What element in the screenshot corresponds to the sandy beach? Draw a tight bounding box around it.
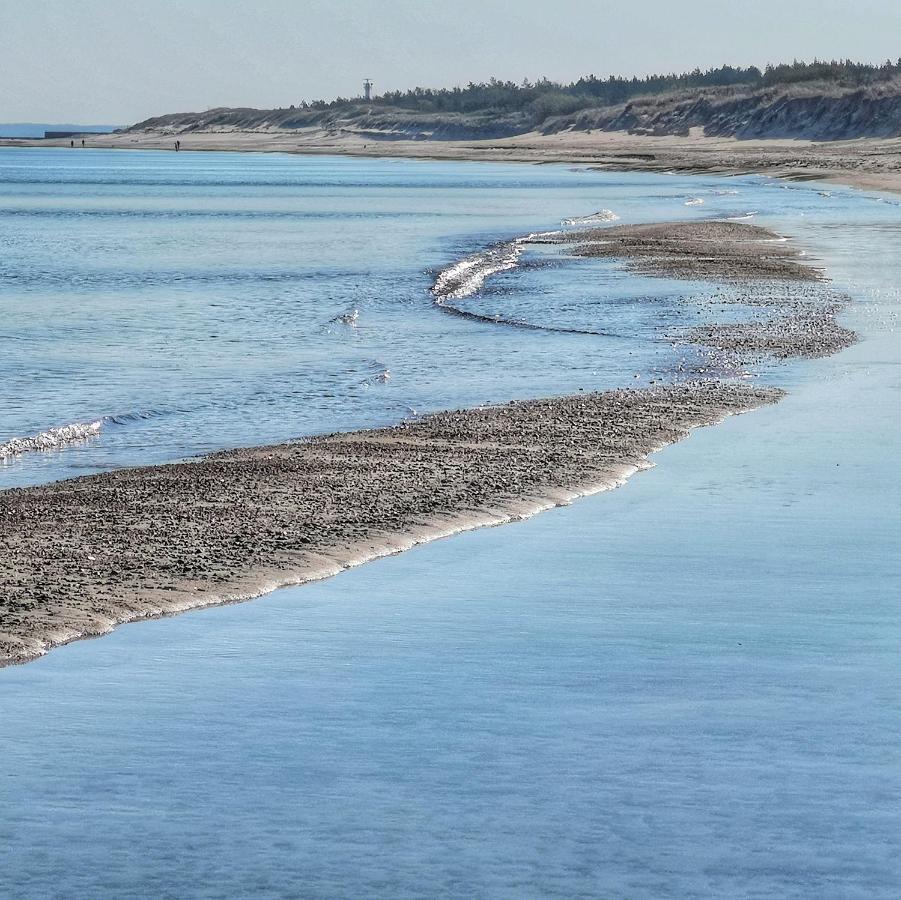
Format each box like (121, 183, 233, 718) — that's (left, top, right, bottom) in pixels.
(434, 220, 855, 360)
(8, 0, 901, 887)
(7, 127, 901, 196)
(0, 381, 781, 667)
(0, 220, 849, 666)
(560, 221, 856, 360)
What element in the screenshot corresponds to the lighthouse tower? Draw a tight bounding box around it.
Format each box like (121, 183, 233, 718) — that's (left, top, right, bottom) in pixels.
(363, 79, 373, 102)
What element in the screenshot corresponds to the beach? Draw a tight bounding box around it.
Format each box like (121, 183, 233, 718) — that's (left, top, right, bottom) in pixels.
(6, 0, 901, 888)
(2, 140, 900, 898)
(0, 381, 781, 667)
(0, 220, 845, 665)
(8, 127, 901, 195)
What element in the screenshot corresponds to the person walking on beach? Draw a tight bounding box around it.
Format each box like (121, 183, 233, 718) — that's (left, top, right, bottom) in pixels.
(81, 138, 85, 147)
(70, 140, 74, 148)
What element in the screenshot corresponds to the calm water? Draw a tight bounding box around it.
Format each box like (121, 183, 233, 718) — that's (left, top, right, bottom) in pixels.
(1, 149, 900, 898)
(0, 147, 853, 488)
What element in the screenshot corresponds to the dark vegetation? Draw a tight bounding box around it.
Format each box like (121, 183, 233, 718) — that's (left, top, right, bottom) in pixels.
(131, 59, 901, 141)
(307, 59, 901, 116)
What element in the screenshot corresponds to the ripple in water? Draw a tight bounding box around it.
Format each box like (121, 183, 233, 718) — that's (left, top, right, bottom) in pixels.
(431, 231, 616, 337)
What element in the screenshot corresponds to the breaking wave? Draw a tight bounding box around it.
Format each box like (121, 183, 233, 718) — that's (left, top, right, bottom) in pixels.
(431, 229, 562, 302)
(0, 407, 183, 460)
(0, 420, 103, 460)
(561, 209, 620, 227)
(432, 240, 524, 301)
(431, 236, 613, 337)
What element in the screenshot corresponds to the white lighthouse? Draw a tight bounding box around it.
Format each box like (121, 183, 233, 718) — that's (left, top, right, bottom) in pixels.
(363, 79, 373, 102)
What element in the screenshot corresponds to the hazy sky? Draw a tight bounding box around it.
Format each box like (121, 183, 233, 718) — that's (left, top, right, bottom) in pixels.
(2, 0, 899, 124)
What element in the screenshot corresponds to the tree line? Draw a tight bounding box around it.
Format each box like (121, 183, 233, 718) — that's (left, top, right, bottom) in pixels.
(290, 59, 901, 119)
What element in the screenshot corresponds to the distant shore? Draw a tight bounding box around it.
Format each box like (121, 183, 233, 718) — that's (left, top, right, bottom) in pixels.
(5, 127, 901, 195)
(0, 221, 852, 667)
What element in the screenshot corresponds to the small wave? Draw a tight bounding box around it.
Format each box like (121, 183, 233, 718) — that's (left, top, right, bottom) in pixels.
(710, 189, 740, 196)
(432, 240, 523, 300)
(330, 308, 359, 326)
(434, 303, 608, 336)
(430, 231, 564, 301)
(361, 361, 391, 386)
(103, 406, 180, 426)
(431, 235, 616, 337)
(561, 209, 620, 227)
(684, 198, 705, 207)
(0, 420, 103, 460)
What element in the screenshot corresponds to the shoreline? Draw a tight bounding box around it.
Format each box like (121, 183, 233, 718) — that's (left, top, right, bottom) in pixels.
(4, 128, 901, 196)
(0, 221, 849, 668)
(0, 383, 781, 668)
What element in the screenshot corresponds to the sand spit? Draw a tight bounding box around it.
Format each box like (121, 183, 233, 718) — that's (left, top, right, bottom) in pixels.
(552, 220, 856, 361)
(434, 220, 856, 362)
(0, 382, 780, 667)
(564, 220, 821, 283)
(690, 303, 856, 360)
(0, 225, 855, 667)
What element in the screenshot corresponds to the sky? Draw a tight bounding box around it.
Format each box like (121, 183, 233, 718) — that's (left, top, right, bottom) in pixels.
(1, 0, 900, 124)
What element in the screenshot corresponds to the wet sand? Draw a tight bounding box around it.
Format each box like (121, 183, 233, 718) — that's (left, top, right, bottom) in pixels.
(0, 382, 781, 667)
(431, 220, 856, 359)
(559, 221, 856, 360)
(565, 220, 821, 282)
(0, 221, 851, 666)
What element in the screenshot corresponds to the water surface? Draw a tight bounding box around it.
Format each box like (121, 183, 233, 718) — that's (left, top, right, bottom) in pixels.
(1, 150, 900, 898)
(2, 148, 870, 487)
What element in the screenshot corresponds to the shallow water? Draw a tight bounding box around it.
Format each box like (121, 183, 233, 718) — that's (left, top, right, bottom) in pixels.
(2, 148, 883, 488)
(1, 150, 900, 898)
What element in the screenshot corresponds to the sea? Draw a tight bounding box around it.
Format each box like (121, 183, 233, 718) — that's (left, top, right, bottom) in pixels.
(1, 147, 899, 898)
